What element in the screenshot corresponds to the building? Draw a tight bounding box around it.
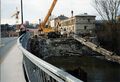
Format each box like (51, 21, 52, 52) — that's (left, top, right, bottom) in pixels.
(50, 15, 68, 29)
(60, 17, 75, 35)
(60, 13, 96, 37)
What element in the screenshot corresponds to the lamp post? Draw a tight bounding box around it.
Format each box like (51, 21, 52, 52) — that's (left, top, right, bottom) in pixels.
(39, 19, 41, 24)
(19, 0, 25, 36)
(0, 25, 1, 46)
(21, 0, 23, 24)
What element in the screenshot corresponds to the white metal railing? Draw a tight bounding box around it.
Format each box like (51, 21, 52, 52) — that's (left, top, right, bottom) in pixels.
(17, 33, 83, 82)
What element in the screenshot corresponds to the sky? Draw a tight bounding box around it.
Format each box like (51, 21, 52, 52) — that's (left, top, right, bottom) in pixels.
(1, 0, 99, 24)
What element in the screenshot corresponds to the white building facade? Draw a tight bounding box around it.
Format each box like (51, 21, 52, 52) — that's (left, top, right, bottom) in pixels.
(60, 13, 96, 37)
(75, 14, 96, 36)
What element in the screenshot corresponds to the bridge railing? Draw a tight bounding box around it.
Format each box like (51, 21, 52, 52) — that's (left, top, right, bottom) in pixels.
(17, 33, 83, 82)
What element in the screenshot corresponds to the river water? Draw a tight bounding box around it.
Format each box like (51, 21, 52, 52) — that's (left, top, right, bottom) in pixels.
(45, 56, 120, 82)
(29, 37, 120, 82)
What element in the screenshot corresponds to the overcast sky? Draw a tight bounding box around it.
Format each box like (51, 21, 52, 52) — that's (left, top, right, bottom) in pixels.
(1, 0, 99, 24)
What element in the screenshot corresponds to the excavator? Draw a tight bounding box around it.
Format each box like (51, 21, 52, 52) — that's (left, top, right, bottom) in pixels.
(38, 0, 60, 38)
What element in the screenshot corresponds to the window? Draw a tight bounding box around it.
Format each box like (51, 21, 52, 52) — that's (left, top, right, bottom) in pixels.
(64, 28, 66, 31)
(88, 19, 90, 22)
(84, 26, 87, 30)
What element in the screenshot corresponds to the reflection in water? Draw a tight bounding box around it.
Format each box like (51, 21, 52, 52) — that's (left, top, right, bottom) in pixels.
(45, 56, 120, 82)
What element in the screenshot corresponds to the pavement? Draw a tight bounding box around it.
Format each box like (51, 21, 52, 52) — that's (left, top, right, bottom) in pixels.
(0, 39, 26, 82)
(0, 44, 4, 47)
(0, 37, 17, 47)
(0, 37, 18, 62)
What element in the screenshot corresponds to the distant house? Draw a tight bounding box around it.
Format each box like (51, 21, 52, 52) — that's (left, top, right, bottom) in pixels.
(50, 15, 68, 28)
(60, 13, 96, 37)
(60, 17, 75, 35)
(1, 24, 18, 37)
(74, 13, 96, 36)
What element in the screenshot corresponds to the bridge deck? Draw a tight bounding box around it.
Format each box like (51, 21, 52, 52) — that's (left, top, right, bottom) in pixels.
(1, 43, 26, 82)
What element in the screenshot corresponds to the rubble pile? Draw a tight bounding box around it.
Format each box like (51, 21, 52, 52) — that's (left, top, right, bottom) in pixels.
(48, 38, 83, 56)
(28, 36, 83, 58)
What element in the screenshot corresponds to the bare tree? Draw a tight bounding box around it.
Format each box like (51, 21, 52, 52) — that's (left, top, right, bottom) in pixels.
(93, 0, 120, 23)
(93, 0, 120, 54)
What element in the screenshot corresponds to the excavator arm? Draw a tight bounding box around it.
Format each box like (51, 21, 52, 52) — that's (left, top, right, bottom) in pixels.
(39, 0, 57, 32)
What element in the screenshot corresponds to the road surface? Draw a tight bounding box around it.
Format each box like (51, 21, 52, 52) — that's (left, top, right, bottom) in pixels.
(0, 37, 18, 61)
(0, 37, 26, 82)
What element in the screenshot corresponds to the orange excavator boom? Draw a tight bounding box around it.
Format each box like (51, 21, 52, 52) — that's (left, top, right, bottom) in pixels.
(39, 0, 57, 32)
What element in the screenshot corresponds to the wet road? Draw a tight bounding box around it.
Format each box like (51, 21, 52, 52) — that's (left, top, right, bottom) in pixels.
(0, 37, 26, 82)
(0, 37, 18, 62)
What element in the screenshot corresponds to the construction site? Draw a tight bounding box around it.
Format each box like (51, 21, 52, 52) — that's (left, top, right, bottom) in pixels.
(1, 0, 120, 82)
(23, 0, 120, 82)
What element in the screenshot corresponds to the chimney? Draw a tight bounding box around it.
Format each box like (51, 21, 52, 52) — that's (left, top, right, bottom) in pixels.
(71, 10, 73, 17)
(84, 13, 88, 15)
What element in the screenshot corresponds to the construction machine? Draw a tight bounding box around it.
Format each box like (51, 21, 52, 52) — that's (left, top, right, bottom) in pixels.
(11, 7, 20, 24)
(38, 0, 60, 38)
(11, 7, 20, 33)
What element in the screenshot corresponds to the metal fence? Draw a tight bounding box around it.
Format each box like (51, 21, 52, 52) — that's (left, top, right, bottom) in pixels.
(17, 33, 83, 82)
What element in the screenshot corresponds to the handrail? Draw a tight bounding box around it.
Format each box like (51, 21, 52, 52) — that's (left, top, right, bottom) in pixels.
(17, 33, 83, 82)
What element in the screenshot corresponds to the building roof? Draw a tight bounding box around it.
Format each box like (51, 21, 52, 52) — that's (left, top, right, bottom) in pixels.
(75, 13, 96, 17)
(55, 15, 68, 20)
